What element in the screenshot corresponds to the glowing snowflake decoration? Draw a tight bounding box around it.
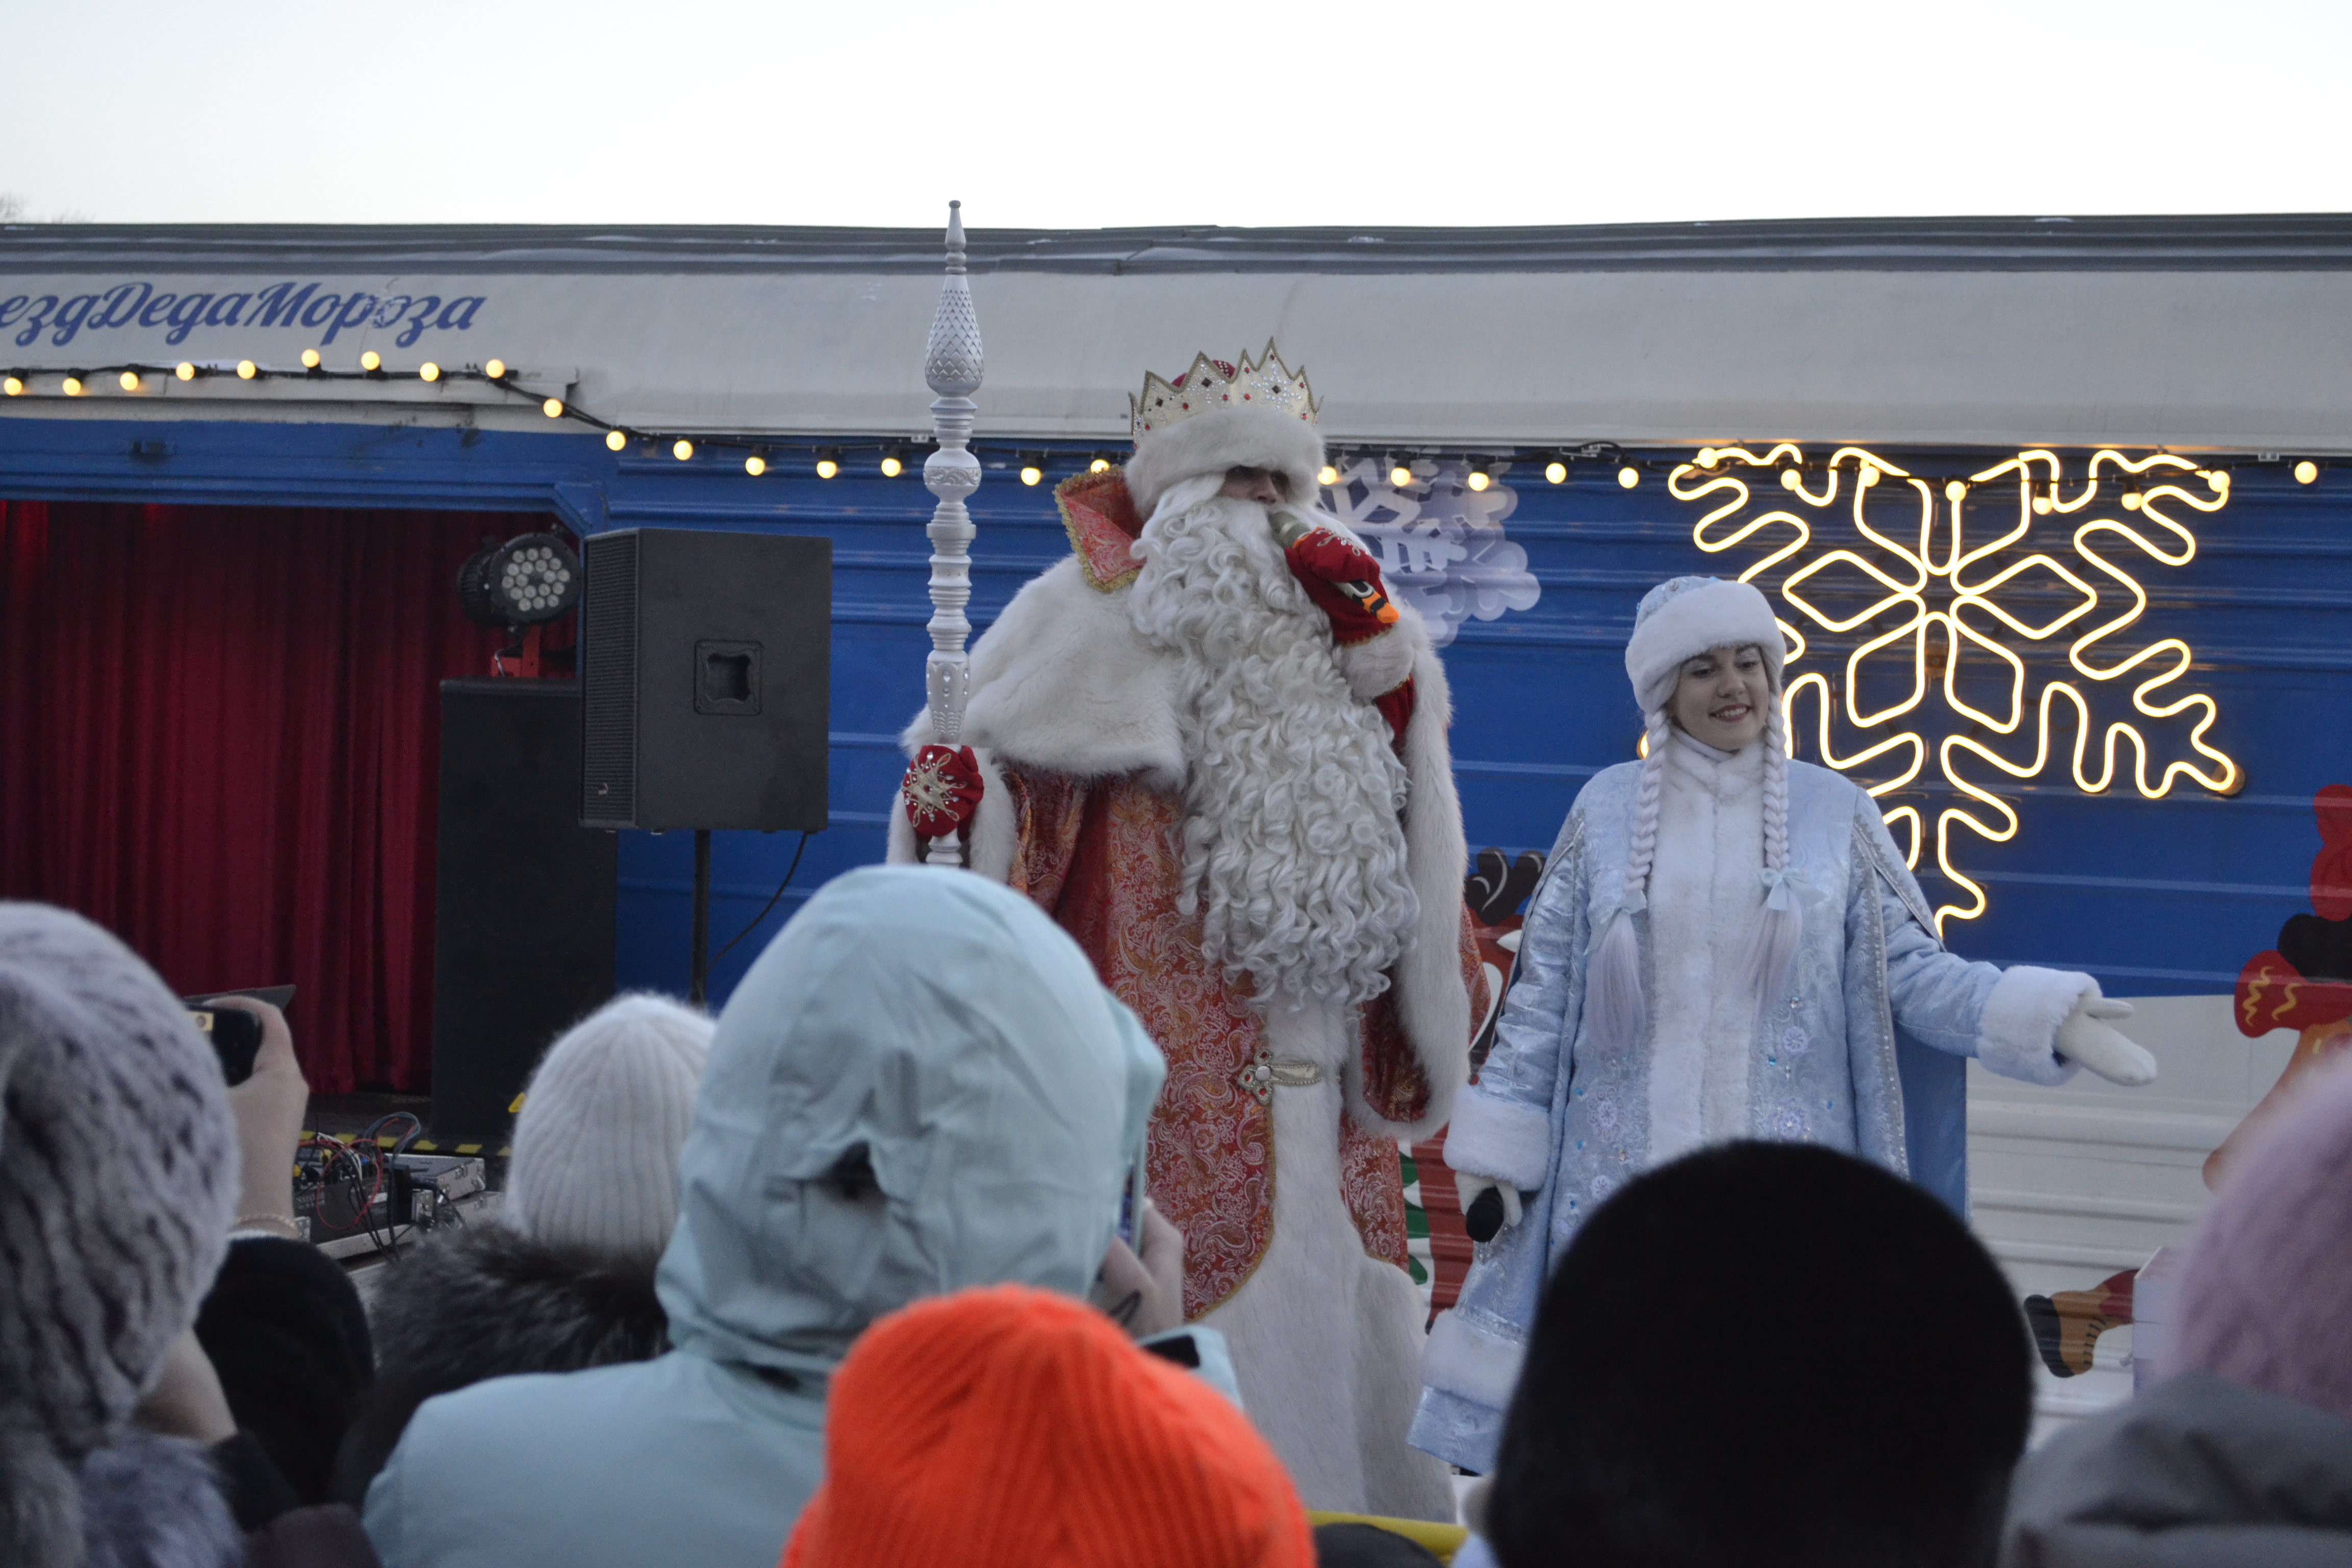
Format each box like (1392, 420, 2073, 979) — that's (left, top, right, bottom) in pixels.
(1322, 456, 1540, 647)
(1670, 444, 2242, 933)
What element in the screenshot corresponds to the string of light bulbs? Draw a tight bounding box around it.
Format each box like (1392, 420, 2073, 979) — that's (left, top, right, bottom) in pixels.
(1, 359, 2337, 496)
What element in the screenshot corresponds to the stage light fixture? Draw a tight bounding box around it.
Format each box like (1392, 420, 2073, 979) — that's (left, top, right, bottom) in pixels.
(457, 531, 582, 628)
(745, 454, 767, 476)
(62, 376, 83, 396)
(118, 371, 140, 391)
(301, 349, 322, 369)
(1618, 465, 1639, 488)
(1466, 457, 1493, 492)
(816, 448, 840, 479)
(2296, 460, 2320, 484)
(880, 450, 904, 477)
(673, 439, 694, 461)
(236, 360, 257, 379)
(1019, 454, 1044, 486)
(2, 376, 19, 397)
(1545, 459, 1568, 484)
(605, 430, 627, 451)
(1091, 455, 1113, 474)
(542, 398, 564, 418)
(360, 350, 382, 372)
(175, 362, 196, 381)
(484, 359, 507, 380)
(1389, 459, 1414, 488)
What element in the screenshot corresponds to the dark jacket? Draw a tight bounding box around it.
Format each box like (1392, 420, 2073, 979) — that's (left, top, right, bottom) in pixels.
(331, 1221, 667, 1506)
(2001, 1370, 2352, 1567)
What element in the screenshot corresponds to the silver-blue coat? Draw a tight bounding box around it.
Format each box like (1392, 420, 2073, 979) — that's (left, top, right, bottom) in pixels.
(1410, 757, 2015, 1473)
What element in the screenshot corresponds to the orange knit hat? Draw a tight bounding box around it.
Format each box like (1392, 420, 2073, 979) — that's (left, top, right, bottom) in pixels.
(783, 1285, 1313, 1568)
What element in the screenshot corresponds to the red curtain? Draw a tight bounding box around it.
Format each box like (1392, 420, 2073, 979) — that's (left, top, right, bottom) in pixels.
(0, 499, 549, 1093)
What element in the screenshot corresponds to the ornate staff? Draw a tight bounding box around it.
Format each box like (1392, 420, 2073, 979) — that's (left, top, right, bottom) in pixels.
(917, 202, 985, 866)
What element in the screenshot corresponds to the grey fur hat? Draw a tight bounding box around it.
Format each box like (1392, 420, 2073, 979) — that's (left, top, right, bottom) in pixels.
(0, 904, 238, 1563)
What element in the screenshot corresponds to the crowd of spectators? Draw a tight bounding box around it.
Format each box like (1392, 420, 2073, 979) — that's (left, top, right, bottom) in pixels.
(5, 865, 2350, 1568)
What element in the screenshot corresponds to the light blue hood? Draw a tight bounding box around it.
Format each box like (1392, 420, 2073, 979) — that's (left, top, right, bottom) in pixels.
(656, 865, 1166, 1381)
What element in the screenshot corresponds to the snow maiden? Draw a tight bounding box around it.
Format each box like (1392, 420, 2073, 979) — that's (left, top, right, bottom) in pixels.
(1412, 575, 2158, 1473)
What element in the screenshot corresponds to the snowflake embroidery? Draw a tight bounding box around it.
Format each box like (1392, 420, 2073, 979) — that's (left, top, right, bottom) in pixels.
(900, 756, 961, 817)
(1672, 445, 2242, 933)
(1780, 1025, 1810, 1059)
(1767, 1098, 1810, 1140)
(1588, 1090, 1623, 1133)
(1588, 1173, 1619, 1203)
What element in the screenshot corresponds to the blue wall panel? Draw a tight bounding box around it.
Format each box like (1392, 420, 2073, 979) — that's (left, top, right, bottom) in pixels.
(5, 418, 2344, 1018)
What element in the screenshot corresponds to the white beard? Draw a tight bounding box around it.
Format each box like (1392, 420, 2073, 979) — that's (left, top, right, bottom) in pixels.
(1128, 483, 1419, 1009)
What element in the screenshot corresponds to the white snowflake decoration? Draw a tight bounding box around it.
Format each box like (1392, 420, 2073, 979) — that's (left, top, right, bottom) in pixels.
(1321, 456, 1541, 647)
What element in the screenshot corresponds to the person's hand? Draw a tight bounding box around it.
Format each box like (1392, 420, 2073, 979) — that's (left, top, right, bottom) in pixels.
(133, 1328, 237, 1444)
(2055, 996, 2158, 1087)
(1455, 1174, 1522, 1241)
(204, 996, 308, 1228)
(1283, 527, 1401, 646)
(1092, 1200, 1185, 1339)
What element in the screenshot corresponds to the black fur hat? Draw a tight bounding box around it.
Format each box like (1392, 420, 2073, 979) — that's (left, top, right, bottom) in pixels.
(1486, 1141, 2031, 1568)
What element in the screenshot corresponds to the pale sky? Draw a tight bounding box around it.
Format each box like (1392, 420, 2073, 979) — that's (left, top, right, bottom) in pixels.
(4, 0, 2347, 231)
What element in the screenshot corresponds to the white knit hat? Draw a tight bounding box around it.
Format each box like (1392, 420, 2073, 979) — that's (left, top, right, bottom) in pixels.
(504, 993, 713, 1262)
(1624, 575, 1785, 717)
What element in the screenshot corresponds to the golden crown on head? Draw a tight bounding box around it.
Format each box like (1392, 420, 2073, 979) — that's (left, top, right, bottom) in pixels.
(1129, 341, 1318, 439)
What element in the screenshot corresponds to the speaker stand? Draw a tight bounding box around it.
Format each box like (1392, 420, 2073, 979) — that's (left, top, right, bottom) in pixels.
(690, 828, 712, 1006)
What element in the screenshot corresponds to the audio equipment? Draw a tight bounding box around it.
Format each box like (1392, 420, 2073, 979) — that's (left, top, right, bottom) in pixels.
(579, 527, 830, 832)
(431, 678, 617, 1138)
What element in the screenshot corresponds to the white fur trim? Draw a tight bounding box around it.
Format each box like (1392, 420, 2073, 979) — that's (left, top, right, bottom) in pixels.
(1625, 577, 1783, 715)
(1442, 1086, 1553, 1190)
(897, 557, 1187, 788)
(1343, 620, 1473, 1142)
(1335, 620, 1418, 699)
(1976, 965, 2094, 1086)
(1645, 734, 1767, 1160)
(1125, 405, 1325, 520)
(1420, 1309, 1526, 1413)
(884, 788, 919, 864)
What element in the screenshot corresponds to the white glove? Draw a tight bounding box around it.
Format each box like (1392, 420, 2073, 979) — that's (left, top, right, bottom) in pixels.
(2054, 996, 2158, 1087)
(1455, 1173, 1523, 1235)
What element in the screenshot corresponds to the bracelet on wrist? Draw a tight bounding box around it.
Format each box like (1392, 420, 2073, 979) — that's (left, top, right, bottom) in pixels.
(229, 1213, 304, 1242)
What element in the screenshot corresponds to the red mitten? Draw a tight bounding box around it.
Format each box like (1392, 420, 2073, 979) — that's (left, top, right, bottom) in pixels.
(1283, 528, 1402, 646)
(900, 744, 983, 840)
(1374, 677, 1416, 750)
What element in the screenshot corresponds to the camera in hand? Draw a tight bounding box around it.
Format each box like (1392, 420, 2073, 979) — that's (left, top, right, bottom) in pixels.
(182, 986, 294, 1086)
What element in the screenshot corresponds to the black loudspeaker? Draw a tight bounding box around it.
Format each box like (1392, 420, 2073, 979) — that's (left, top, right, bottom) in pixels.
(431, 679, 617, 1140)
(580, 528, 830, 831)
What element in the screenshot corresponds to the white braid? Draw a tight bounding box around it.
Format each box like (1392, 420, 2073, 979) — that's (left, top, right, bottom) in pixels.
(1625, 710, 1673, 899)
(1740, 688, 1805, 1031)
(1763, 700, 1791, 874)
(1587, 709, 1673, 1057)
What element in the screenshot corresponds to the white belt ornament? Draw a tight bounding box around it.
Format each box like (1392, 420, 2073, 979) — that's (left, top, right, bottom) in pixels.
(1238, 1051, 1326, 1103)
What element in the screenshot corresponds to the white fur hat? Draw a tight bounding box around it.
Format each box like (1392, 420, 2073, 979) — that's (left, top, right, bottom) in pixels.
(1123, 346, 1326, 520)
(1624, 576, 1785, 715)
(504, 993, 713, 1262)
